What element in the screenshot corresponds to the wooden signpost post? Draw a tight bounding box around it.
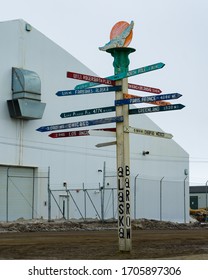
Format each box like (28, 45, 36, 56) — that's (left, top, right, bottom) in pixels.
(106, 47, 135, 252)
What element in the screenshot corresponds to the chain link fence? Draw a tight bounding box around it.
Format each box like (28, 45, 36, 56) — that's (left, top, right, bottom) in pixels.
(0, 165, 189, 223)
(48, 175, 189, 223)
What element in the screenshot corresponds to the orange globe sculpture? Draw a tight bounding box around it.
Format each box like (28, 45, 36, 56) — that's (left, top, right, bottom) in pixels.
(110, 21, 133, 47)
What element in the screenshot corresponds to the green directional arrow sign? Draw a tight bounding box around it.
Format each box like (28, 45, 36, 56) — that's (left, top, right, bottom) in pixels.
(74, 62, 165, 90)
(129, 104, 185, 115)
(115, 62, 165, 80)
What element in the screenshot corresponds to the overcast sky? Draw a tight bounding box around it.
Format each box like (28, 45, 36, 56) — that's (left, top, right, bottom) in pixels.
(1, 0, 208, 184)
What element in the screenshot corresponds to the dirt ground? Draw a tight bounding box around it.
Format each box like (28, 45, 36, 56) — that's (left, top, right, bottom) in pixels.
(0, 219, 208, 260)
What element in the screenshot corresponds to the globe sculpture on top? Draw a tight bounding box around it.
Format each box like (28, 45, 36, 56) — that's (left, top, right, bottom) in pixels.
(99, 20, 134, 51)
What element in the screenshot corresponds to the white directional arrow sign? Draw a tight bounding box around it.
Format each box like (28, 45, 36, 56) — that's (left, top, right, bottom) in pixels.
(124, 126, 173, 139)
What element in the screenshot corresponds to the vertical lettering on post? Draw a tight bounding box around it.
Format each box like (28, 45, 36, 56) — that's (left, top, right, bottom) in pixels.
(124, 165, 131, 240)
(117, 165, 131, 243)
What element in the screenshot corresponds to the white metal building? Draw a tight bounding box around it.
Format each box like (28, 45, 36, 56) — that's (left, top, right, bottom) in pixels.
(0, 19, 189, 222)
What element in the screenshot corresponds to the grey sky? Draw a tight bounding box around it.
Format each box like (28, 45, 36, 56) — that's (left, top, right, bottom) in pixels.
(1, 0, 208, 184)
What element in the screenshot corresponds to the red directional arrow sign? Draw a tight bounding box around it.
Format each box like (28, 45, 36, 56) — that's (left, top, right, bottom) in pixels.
(128, 83, 162, 94)
(67, 71, 116, 86)
(49, 130, 89, 138)
(49, 128, 116, 138)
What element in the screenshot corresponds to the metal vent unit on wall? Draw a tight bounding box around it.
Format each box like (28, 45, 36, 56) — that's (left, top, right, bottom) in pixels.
(7, 67, 46, 119)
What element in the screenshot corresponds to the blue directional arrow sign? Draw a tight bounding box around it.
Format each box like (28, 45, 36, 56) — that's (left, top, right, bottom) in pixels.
(36, 116, 123, 132)
(115, 93, 182, 106)
(60, 106, 115, 118)
(56, 86, 121, 96)
(74, 62, 165, 90)
(129, 104, 185, 115)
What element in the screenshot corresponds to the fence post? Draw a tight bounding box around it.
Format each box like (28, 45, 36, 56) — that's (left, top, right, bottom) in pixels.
(83, 183, 86, 220)
(112, 188, 115, 219)
(66, 189, 69, 220)
(47, 166, 51, 221)
(6, 167, 10, 222)
(101, 161, 106, 222)
(184, 176, 188, 223)
(160, 177, 164, 221)
(32, 168, 35, 219)
(100, 182, 104, 222)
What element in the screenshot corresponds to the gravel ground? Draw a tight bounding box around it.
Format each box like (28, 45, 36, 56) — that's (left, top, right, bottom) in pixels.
(0, 218, 208, 260)
(0, 218, 206, 233)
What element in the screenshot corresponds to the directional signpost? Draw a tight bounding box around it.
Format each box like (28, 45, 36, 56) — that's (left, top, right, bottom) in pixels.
(36, 20, 185, 255)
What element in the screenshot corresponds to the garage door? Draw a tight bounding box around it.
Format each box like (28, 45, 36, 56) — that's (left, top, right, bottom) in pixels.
(0, 166, 35, 221)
